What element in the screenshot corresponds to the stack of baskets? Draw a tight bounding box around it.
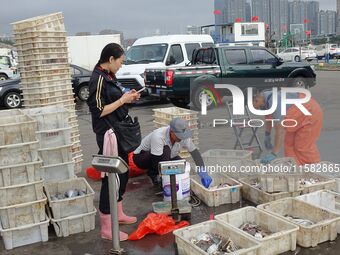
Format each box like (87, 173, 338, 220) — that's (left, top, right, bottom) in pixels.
(152, 107, 199, 158)
(11, 12, 83, 173)
(0, 110, 48, 250)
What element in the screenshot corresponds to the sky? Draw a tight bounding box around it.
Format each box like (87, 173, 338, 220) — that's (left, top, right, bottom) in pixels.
(0, 0, 337, 38)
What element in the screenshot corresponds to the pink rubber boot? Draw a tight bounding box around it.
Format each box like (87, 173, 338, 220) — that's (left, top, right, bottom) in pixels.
(117, 201, 137, 225)
(99, 211, 128, 241)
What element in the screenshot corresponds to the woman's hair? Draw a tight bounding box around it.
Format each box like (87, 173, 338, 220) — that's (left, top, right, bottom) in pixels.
(97, 43, 124, 65)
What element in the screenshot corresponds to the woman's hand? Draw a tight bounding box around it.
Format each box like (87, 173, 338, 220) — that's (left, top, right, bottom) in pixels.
(120, 89, 141, 104)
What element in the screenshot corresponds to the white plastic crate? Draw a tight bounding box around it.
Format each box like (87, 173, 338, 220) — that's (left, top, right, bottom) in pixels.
(23, 99, 74, 109)
(16, 36, 67, 45)
(42, 161, 75, 182)
(0, 112, 37, 146)
(21, 74, 71, 84)
(36, 127, 71, 148)
(289, 172, 335, 194)
(12, 12, 64, 31)
(0, 160, 43, 187)
(154, 120, 199, 130)
(258, 198, 340, 247)
(70, 134, 81, 144)
(50, 209, 96, 237)
(20, 67, 71, 78)
(216, 207, 299, 255)
(17, 47, 68, 57)
(21, 82, 72, 93)
(14, 30, 67, 39)
(0, 141, 39, 166)
(202, 149, 253, 168)
(0, 217, 49, 250)
(22, 105, 70, 130)
(190, 174, 242, 207)
(22, 88, 74, 100)
(73, 155, 83, 174)
(239, 175, 302, 205)
(20, 63, 70, 72)
(153, 107, 198, 120)
(173, 220, 260, 255)
(16, 41, 68, 51)
(23, 93, 75, 105)
(296, 190, 340, 233)
(19, 57, 68, 67)
(309, 162, 340, 193)
(45, 177, 95, 219)
(0, 180, 44, 207)
(0, 195, 47, 229)
(38, 144, 73, 165)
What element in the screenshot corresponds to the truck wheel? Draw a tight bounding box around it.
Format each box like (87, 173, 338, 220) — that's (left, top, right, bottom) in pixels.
(192, 85, 216, 110)
(293, 77, 307, 88)
(170, 99, 190, 109)
(294, 56, 301, 62)
(4, 91, 22, 109)
(77, 84, 89, 101)
(0, 74, 8, 81)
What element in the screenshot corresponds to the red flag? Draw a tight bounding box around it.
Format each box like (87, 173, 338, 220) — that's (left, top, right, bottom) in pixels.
(235, 17, 243, 23)
(304, 19, 310, 24)
(213, 10, 221, 15)
(251, 16, 259, 22)
(305, 30, 312, 36)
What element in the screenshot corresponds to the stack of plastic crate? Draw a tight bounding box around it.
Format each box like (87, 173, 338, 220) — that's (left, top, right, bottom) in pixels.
(22, 105, 75, 182)
(23, 105, 96, 238)
(0, 109, 49, 250)
(12, 12, 83, 174)
(153, 107, 199, 158)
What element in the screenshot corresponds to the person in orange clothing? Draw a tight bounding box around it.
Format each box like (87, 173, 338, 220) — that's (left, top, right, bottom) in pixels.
(253, 90, 323, 166)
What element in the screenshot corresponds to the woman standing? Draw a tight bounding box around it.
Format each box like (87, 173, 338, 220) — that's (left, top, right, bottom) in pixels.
(87, 43, 140, 241)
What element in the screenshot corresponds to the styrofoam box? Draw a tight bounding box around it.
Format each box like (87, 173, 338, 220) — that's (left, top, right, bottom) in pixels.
(202, 149, 253, 169)
(258, 198, 340, 248)
(36, 127, 72, 148)
(173, 220, 260, 255)
(216, 207, 299, 255)
(45, 177, 95, 219)
(0, 195, 47, 229)
(38, 144, 73, 165)
(0, 217, 49, 250)
(0, 141, 39, 166)
(239, 175, 302, 205)
(0, 180, 44, 207)
(296, 190, 340, 233)
(0, 160, 43, 187)
(21, 105, 70, 130)
(42, 161, 75, 182)
(51, 209, 96, 237)
(190, 173, 242, 207)
(0, 111, 37, 146)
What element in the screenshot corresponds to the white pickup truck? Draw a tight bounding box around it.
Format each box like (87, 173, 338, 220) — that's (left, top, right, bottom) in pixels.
(0, 64, 16, 80)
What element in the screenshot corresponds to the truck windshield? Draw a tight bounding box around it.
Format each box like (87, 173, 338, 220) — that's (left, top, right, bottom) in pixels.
(125, 44, 168, 64)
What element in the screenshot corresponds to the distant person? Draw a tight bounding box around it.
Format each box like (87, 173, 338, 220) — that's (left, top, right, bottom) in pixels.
(87, 43, 140, 241)
(253, 90, 323, 165)
(130, 118, 212, 188)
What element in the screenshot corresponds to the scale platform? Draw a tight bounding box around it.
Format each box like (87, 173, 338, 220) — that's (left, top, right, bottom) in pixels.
(152, 200, 191, 215)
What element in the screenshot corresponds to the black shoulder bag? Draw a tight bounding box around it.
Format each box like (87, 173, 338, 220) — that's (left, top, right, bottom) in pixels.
(104, 115, 142, 154)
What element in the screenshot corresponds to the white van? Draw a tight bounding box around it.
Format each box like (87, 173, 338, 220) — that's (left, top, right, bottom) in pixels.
(116, 34, 214, 93)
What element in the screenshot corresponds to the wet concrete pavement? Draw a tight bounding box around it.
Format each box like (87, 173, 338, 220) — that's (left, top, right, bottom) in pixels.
(1, 71, 340, 255)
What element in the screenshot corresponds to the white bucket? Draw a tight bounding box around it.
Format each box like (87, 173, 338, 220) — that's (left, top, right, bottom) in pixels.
(162, 162, 190, 201)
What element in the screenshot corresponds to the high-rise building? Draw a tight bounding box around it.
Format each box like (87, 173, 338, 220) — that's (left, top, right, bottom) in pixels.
(289, 0, 307, 25)
(319, 10, 337, 35)
(337, 0, 340, 35)
(214, 0, 247, 24)
(252, 0, 270, 25)
(245, 2, 252, 22)
(306, 1, 319, 36)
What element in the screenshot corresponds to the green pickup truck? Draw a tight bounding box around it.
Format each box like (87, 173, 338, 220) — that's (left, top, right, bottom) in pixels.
(144, 46, 316, 109)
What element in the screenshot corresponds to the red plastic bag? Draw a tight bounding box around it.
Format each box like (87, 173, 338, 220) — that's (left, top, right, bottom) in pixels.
(128, 152, 146, 178)
(128, 213, 189, 240)
(86, 167, 101, 181)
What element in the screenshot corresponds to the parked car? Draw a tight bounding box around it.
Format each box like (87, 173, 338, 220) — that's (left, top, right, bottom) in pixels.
(0, 65, 91, 109)
(0, 78, 22, 108)
(0, 63, 16, 81)
(277, 47, 317, 62)
(145, 46, 316, 109)
(314, 44, 339, 59)
(70, 64, 91, 101)
(116, 34, 214, 96)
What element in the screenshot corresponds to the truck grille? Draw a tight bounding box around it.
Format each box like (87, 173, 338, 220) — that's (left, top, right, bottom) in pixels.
(117, 78, 142, 90)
